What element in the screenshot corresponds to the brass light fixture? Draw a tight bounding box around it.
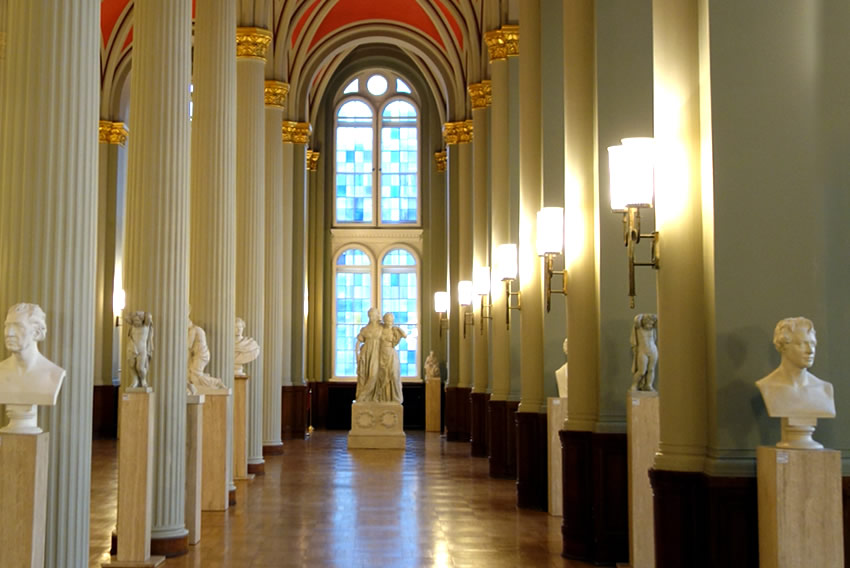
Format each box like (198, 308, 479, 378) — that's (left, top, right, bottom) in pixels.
(434, 291, 449, 337)
(495, 244, 521, 329)
(473, 265, 492, 334)
(458, 280, 475, 338)
(536, 207, 568, 312)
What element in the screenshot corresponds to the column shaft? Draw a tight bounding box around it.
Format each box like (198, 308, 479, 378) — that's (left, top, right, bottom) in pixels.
(291, 140, 308, 384)
(457, 136, 473, 389)
(445, 141, 461, 388)
(471, 103, 490, 394)
(281, 136, 294, 387)
(0, 2, 98, 565)
(124, 0, 192, 544)
(190, 0, 237, 494)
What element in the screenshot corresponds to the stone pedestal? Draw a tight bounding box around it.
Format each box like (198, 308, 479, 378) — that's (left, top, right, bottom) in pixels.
(109, 390, 165, 567)
(626, 390, 659, 568)
(0, 431, 49, 568)
(547, 397, 568, 516)
(757, 446, 843, 568)
(348, 402, 406, 449)
(201, 389, 231, 511)
(185, 394, 204, 546)
(425, 378, 441, 432)
(233, 375, 252, 480)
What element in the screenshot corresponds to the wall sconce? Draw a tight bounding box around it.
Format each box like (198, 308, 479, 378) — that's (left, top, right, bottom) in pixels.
(458, 280, 474, 338)
(608, 137, 659, 308)
(113, 288, 126, 327)
(473, 265, 492, 334)
(495, 244, 521, 330)
(434, 291, 450, 337)
(536, 207, 568, 312)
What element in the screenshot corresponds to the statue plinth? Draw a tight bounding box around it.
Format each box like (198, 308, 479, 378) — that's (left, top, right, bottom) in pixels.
(347, 401, 406, 449)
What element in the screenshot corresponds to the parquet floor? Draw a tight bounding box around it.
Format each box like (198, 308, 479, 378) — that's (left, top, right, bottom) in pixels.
(90, 431, 595, 567)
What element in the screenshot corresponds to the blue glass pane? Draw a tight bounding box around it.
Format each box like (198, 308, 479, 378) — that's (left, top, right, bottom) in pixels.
(380, 126, 417, 224)
(396, 78, 411, 93)
(337, 248, 371, 266)
(336, 125, 374, 223)
(382, 249, 416, 266)
(382, 100, 417, 120)
(338, 100, 373, 120)
(335, 271, 372, 377)
(381, 269, 418, 377)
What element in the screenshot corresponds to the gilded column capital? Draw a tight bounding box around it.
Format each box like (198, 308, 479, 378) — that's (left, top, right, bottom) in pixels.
(306, 150, 320, 172)
(460, 120, 473, 143)
(281, 120, 297, 142)
(99, 120, 128, 146)
(434, 150, 447, 173)
(502, 25, 519, 57)
(443, 121, 466, 145)
(236, 27, 272, 61)
(468, 81, 492, 109)
(264, 81, 289, 109)
(292, 122, 311, 144)
(484, 29, 507, 61)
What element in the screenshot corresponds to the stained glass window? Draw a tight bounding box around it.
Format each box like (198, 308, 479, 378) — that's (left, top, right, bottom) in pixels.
(336, 101, 373, 223)
(381, 249, 418, 377)
(380, 101, 418, 224)
(334, 249, 372, 377)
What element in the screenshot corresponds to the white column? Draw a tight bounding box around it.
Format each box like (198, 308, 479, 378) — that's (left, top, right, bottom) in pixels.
(236, 27, 270, 471)
(123, 0, 192, 546)
(280, 122, 296, 387)
(262, 81, 288, 451)
(289, 123, 310, 385)
(457, 123, 473, 390)
(0, 2, 98, 565)
(190, 0, 236, 495)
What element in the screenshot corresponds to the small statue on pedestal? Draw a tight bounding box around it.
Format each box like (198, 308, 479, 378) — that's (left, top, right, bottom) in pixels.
(631, 314, 658, 392)
(755, 317, 835, 449)
(125, 311, 153, 389)
(424, 351, 440, 381)
(233, 316, 260, 376)
(354, 308, 405, 403)
(0, 303, 66, 433)
(187, 317, 226, 391)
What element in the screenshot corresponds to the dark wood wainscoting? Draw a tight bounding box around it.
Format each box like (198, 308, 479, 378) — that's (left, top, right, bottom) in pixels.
(281, 384, 308, 439)
(560, 430, 627, 564)
(444, 386, 471, 442)
(92, 384, 118, 439)
(515, 411, 547, 510)
(310, 381, 426, 430)
(488, 399, 519, 479)
(470, 392, 490, 457)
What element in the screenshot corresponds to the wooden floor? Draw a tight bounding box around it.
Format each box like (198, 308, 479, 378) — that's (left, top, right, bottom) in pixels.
(90, 431, 595, 567)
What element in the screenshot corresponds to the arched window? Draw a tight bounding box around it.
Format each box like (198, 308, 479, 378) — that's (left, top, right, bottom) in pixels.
(334, 71, 419, 226)
(334, 248, 372, 377)
(380, 249, 418, 377)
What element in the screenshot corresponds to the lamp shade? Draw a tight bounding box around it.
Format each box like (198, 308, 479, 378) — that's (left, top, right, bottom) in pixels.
(458, 280, 474, 306)
(434, 291, 450, 313)
(495, 244, 518, 281)
(536, 207, 564, 256)
(473, 265, 491, 296)
(608, 137, 655, 210)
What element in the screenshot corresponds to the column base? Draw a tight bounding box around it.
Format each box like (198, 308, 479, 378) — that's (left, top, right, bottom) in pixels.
(104, 555, 165, 567)
(282, 385, 308, 439)
(560, 429, 627, 564)
(247, 462, 265, 475)
(516, 411, 548, 510)
(262, 443, 284, 456)
(470, 392, 490, 457)
(111, 534, 188, 560)
(488, 399, 519, 479)
(229, 488, 237, 506)
(445, 386, 471, 441)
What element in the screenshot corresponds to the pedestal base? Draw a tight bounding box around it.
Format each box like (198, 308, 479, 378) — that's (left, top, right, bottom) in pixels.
(757, 446, 843, 568)
(348, 401, 406, 449)
(548, 397, 568, 516)
(185, 394, 204, 545)
(626, 390, 659, 568)
(233, 375, 249, 479)
(105, 556, 165, 567)
(425, 378, 441, 432)
(201, 389, 231, 511)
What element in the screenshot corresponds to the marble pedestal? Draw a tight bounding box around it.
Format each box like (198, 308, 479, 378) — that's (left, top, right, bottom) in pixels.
(185, 394, 205, 546)
(233, 375, 252, 480)
(348, 401, 406, 449)
(757, 446, 843, 568)
(626, 390, 659, 568)
(200, 389, 231, 511)
(425, 378, 441, 432)
(547, 397, 568, 516)
(0, 431, 49, 568)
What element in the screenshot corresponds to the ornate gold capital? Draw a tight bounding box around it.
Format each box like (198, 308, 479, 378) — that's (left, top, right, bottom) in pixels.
(468, 81, 492, 109)
(434, 150, 447, 173)
(236, 27, 272, 61)
(461, 120, 473, 143)
(445, 121, 473, 145)
(264, 81, 289, 109)
(484, 29, 507, 61)
(503, 25, 519, 57)
(281, 121, 297, 142)
(292, 122, 311, 144)
(306, 149, 320, 172)
(99, 120, 128, 146)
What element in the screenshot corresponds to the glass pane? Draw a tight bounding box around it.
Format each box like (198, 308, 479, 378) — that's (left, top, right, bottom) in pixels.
(336, 125, 374, 223)
(337, 100, 373, 125)
(380, 125, 418, 223)
(396, 78, 411, 93)
(337, 248, 371, 266)
(382, 249, 416, 266)
(366, 74, 388, 96)
(343, 79, 358, 94)
(382, 100, 417, 122)
(335, 271, 372, 377)
(381, 269, 418, 377)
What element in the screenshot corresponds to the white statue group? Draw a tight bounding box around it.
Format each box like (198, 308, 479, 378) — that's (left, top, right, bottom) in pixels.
(355, 308, 407, 404)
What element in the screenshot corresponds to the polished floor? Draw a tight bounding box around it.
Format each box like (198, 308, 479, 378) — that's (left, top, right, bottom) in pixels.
(90, 431, 595, 567)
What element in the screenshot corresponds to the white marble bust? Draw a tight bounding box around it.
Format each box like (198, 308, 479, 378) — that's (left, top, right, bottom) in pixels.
(233, 316, 260, 375)
(0, 303, 65, 406)
(755, 317, 835, 419)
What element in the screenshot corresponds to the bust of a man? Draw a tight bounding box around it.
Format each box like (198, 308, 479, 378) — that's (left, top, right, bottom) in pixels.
(233, 316, 260, 375)
(0, 303, 65, 406)
(755, 317, 835, 419)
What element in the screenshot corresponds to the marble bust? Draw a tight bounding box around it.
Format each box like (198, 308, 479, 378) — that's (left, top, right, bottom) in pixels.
(125, 311, 154, 389)
(755, 317, 835, 449)
(631, 314, 658, 392)
(0, 303, 66, 433)
(188, 317, 226, 391)
(233, 316, 260, 376)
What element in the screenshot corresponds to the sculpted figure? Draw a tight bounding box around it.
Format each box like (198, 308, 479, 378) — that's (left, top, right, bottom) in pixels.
(187, 318, 226, 391)
(555, 338, 568, 398)
(233, 316, 260, 376)
(378, 312, 407, 404)
(424, 350, 440, 381)
(756, 317, 835, 418)
(125, 311, 154, 389)
(631, 314, 658, 391)
(0, 303, 66, 433)
(355, 308, 382, 401)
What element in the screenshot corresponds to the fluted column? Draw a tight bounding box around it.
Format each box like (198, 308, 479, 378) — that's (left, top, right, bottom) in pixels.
(443, 126, 461, 391)
(262, 81, 288, 452)
(123, 0, 192, 550)
(290, 122, 310, 385)
(280, 121, 296, 387)
(0, 3, 98, 565)
(190, 0, 236, 497)
(456, 121, 473, 391)
(236, 26, 270, 472)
